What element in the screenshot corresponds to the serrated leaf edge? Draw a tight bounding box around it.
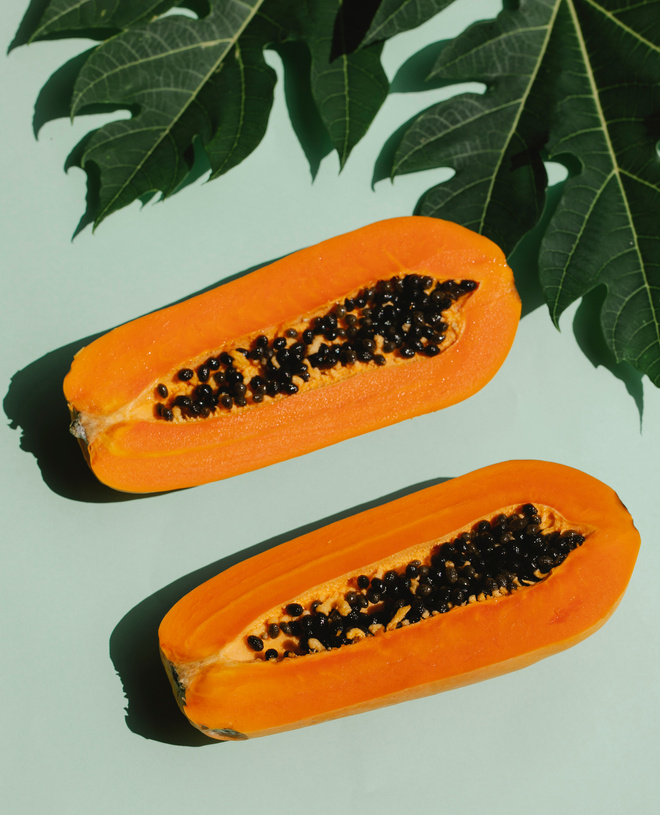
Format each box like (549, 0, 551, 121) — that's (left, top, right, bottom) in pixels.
(27, 0, 164, 44)
(550, 0, 660, 368)
(395, 2, 559, 238)
(209, 39, 247, 180)
(367, 0, 424, 44)
(71, 3, 265, 226)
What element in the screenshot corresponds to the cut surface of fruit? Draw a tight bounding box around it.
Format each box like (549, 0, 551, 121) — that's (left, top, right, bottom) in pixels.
(64, 217, 520, 492)
(158, 460, 640, 741)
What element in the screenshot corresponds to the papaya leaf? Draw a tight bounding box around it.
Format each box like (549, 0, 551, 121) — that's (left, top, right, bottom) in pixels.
(363, 0, 456, 45)
(386, 0, 660, 385)
(306, 7, 388, 168)
(10, 0, 174, 47)
(255, 2, 389, 168)
(11, 0, 388, 228)
(66, 1, 267, 225)
(202, 32, 276, 180)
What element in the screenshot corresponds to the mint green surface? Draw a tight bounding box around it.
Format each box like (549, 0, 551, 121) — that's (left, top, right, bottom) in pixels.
(2, 2, 658, 814)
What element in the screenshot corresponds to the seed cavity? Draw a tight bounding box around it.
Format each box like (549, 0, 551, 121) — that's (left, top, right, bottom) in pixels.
(242, 506, 585, 662)
(154, 274, 477, 420)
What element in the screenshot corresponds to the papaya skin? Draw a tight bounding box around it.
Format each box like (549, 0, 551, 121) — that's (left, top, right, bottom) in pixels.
(158, 460, 640, 740)
(63, 217, 520, 493)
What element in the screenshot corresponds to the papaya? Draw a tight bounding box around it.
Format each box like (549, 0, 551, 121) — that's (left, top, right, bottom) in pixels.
(63, 217, 520, 493)
(158, 460, 640, 741)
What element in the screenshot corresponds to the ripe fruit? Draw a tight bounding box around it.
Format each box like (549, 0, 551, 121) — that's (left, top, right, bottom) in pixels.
(159, 460, 639, 740)
(65, 217, 520, 492)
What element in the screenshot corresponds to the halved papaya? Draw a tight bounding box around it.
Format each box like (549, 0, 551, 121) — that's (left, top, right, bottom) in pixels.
(158, 460, 640, 741)
(64, 217, 520, 493)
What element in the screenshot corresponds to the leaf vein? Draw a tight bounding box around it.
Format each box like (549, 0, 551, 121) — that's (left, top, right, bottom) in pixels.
(87, 2, 265, 222)
(582, 0, 660, 54)
(566, 0, 660, 353)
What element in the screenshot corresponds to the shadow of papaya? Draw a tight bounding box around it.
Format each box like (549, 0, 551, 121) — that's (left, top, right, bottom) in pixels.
(3, 333, 125, 504)
(2, 257, 286, 503)
(109, 475, 451, 746)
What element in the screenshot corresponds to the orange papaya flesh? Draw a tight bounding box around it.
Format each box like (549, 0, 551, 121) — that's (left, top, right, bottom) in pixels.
(158, 460, 640, 741)
(63, 217, 520, 493)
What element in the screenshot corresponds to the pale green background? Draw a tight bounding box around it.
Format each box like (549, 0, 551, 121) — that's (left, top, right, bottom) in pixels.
(2, 2, 658, 814)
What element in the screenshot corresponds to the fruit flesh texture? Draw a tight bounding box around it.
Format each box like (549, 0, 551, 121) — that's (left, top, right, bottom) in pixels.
(149, 275, 475, 422)
(228, 503, 584, 663)
(159, 461, 640, 739)
(64, 217, 520, 492)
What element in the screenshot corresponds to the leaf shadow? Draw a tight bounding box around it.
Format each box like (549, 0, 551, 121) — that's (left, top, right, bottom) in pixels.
(571, 287, 644, 424)
(273, 41, 334, 180)
(68, 141, 101, 238)
(171, 135, 212, 194)
(370, 41, 461, 187)
(32, 48, 97, 137)
(506, 181, 566, 320)
(372, 31, 647, 412)
(508, 178, 644, 422)
(372, 115, 420, 187)
(389, 40, 455, 94)
(29, 38, 335, 228)
(16, 2, 364, 226)
(30, 48, 142, 237)
(8, 0, 51, 50)
(69, 136, 207, 237)
(109, 474, 452, 745)
(2, 256, 287, 503)
(329, 0, 382, 59)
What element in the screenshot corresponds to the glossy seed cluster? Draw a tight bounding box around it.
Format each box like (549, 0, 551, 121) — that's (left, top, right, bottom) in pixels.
(247, 505, 585, 660)
(154, 274, 477, 420)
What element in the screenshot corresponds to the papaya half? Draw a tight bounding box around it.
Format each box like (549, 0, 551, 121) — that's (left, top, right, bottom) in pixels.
(158, 460, 640, 741)
(64, 217, 520, 493)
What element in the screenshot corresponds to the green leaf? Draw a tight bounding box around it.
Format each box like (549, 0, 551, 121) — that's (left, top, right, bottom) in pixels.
(254, 1, 389, 168)
(387, 0, 660, 385)
(306, 4, 388, 168)
(364, 0, 456, 45)
(13, 0, 172, 45)
(203, 34, 276, 180)
(13, 0, 388, 228)
(69, 1, 265, 225)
